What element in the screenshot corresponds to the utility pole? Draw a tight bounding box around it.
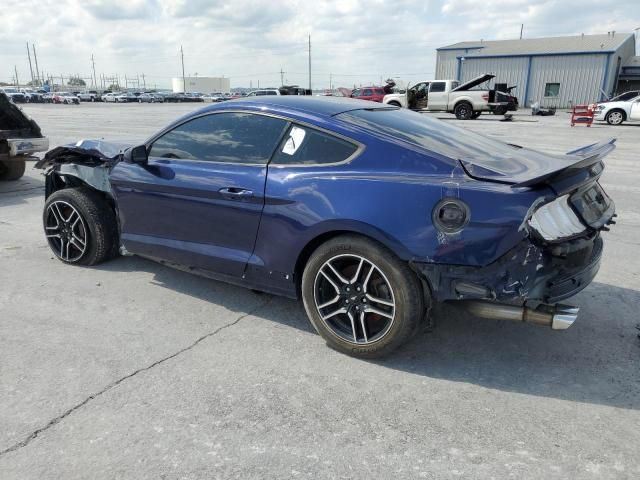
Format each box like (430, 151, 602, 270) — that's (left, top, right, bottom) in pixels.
(520, 24, 524, 39)
(180, 45, 186, 93)
(329, 73, 332, 91)
(32, 44, 41, 85)
(91, 54, 97, 89)
(14, 66, 19, 87)
(26, 42, 34, 83)
(308, 34, 312, 92)
(141, 73, 146, 90)
(280, 67, 284, 86)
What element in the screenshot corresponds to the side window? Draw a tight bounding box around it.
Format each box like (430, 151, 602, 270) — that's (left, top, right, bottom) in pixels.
(352, 89, 361, 97)
(266, 91, 278, 95)
(149, 113, 288, 164)
(362, 88, 373, 96)
(544, 83, 560, 97)
(375, 88, 384, 95)
(429, 82, 446, 93)
(272, 125, 358, 165)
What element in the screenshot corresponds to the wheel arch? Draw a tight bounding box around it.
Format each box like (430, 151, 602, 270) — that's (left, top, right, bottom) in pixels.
(607, 108, 627, 121)
(292, 221, 413, 296)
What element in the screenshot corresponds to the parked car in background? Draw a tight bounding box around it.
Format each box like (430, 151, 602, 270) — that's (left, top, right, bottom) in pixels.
(77, 91, 101, 102)
(102, 92, 118, 102)
(0, 87, 27, 103)
(19, 88, 44, 103)
(382, 74, 515, 119)
(593, 93, 640, 125)
(246, 89, 280, 96)
(115, 92, 136, 103)
(41, 92, 54, 103)
(351, 87, 386, 102)
(134, 93, 155, 103)
(36, 97, 615, 358)
(0, 93, 48, 180)
(52, 92, 80, 104)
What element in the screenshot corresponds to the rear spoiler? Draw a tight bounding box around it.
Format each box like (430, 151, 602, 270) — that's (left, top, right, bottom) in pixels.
(512, 138, 616, 189)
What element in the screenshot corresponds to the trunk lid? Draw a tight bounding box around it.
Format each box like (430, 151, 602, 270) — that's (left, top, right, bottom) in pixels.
(459, 138, 616, 190)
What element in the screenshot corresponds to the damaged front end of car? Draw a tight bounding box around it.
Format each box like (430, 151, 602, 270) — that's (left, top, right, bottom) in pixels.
(413, 138, 617, 330)
(35, 139, 129, 198)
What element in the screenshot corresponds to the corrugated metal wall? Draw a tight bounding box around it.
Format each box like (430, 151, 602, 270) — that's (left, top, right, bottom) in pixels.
(527, 54, 605, 107)
(435, 50, 461, 79)
(459, 57, 529, 100)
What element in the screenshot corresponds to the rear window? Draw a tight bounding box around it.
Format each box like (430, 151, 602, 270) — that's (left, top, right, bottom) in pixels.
(337, 108, 524, 163)
(374, 88, 384, 95)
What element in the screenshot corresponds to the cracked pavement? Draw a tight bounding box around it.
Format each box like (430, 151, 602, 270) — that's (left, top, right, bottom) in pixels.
(1, 104, 639, 479)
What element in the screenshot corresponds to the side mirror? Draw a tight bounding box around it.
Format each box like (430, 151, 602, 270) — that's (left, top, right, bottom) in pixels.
(126, 145, 148, 165)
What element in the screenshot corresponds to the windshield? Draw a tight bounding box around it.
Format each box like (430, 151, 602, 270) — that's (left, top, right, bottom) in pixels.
(336, 108, 547, 167)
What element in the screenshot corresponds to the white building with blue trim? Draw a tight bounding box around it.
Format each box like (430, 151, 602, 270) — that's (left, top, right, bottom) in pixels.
(436, 33, 637, 108)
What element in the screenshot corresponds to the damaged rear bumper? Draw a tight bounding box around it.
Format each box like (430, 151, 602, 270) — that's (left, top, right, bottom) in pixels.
(413, 234, 603, 308)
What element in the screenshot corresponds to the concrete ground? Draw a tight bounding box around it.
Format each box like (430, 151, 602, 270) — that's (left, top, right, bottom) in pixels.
(1, 103, 639, 479)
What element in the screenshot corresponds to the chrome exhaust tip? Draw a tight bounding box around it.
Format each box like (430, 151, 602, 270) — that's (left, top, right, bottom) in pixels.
(551, 304, 579, 330)
(463, 301, 579, 330)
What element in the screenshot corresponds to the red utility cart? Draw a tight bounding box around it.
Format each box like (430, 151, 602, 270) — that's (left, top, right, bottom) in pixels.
(571, 104, 594, 127)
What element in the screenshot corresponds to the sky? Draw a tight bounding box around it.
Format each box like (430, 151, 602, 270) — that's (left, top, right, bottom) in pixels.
(1, 0, 638, 90)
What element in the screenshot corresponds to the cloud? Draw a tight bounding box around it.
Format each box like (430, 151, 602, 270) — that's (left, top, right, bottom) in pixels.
(1, 0, 637, 89)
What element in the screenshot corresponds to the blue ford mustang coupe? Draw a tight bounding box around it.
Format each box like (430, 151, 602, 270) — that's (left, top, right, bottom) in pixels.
(37, 97, 616, 357)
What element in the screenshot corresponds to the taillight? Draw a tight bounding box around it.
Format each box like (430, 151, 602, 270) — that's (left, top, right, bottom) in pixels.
(482, 93, 489, 101)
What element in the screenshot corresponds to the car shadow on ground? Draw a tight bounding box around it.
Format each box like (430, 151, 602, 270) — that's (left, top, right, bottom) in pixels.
(96, 255, 639, 411)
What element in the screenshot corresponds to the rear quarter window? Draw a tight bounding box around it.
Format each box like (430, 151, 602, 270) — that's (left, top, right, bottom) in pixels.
(272, 125, 358, 165)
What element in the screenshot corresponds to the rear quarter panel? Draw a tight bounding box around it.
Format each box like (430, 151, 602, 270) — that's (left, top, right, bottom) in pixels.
(251, 131, 543, 295)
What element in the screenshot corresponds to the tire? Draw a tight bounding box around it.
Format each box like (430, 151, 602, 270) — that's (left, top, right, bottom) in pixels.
(471, 111, 482, 119)
(388, 101, 401, 107)
(492, 107, 507, 115)
(454, 101, 473, 120)
(301, 235, 426, 358)
(606, 109, 625, 126)
(0, 160, 26, 181)
(43, 187, 119, 266)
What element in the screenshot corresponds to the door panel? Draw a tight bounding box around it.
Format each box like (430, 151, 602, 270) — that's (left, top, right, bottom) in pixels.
(110, 112, 289, 278)
(630, 100, 640, 121)
(110, 160, 266, 276)
(427, 82, 448, 110)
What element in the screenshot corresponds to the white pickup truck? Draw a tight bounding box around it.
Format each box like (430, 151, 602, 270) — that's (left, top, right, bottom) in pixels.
(382, 74, 517, 120)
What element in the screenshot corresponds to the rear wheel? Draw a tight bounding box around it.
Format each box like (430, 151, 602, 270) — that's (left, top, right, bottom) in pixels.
(471, 111, 482, 119)
(301, 235, 426, 358)
(454, 101, 473, 120)
(43, 188, 119, 265)
(0, 160, 26, 181)
(492, 106, 507, 115)
(388, 101, 401, 107)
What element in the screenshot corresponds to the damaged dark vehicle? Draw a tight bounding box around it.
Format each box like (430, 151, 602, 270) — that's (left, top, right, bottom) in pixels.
(0, 93, 49, 180)
(36, 97, 616, 358)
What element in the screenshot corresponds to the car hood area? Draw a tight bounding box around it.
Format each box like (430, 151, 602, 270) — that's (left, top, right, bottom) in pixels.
(35, 139, 131, 169)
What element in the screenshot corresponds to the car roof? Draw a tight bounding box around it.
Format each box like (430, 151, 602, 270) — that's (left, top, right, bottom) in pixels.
(200, 95, 392, 118)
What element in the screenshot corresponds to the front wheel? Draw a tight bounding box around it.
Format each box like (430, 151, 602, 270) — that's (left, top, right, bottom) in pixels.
(43, 187, 119, 265)
(301, 235, 426, 358)
(606, 110, 625, 125)
(454, 102, 473, 120)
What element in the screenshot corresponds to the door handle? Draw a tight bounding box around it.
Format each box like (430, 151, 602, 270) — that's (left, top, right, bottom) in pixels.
(219, 187, 254, 199)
